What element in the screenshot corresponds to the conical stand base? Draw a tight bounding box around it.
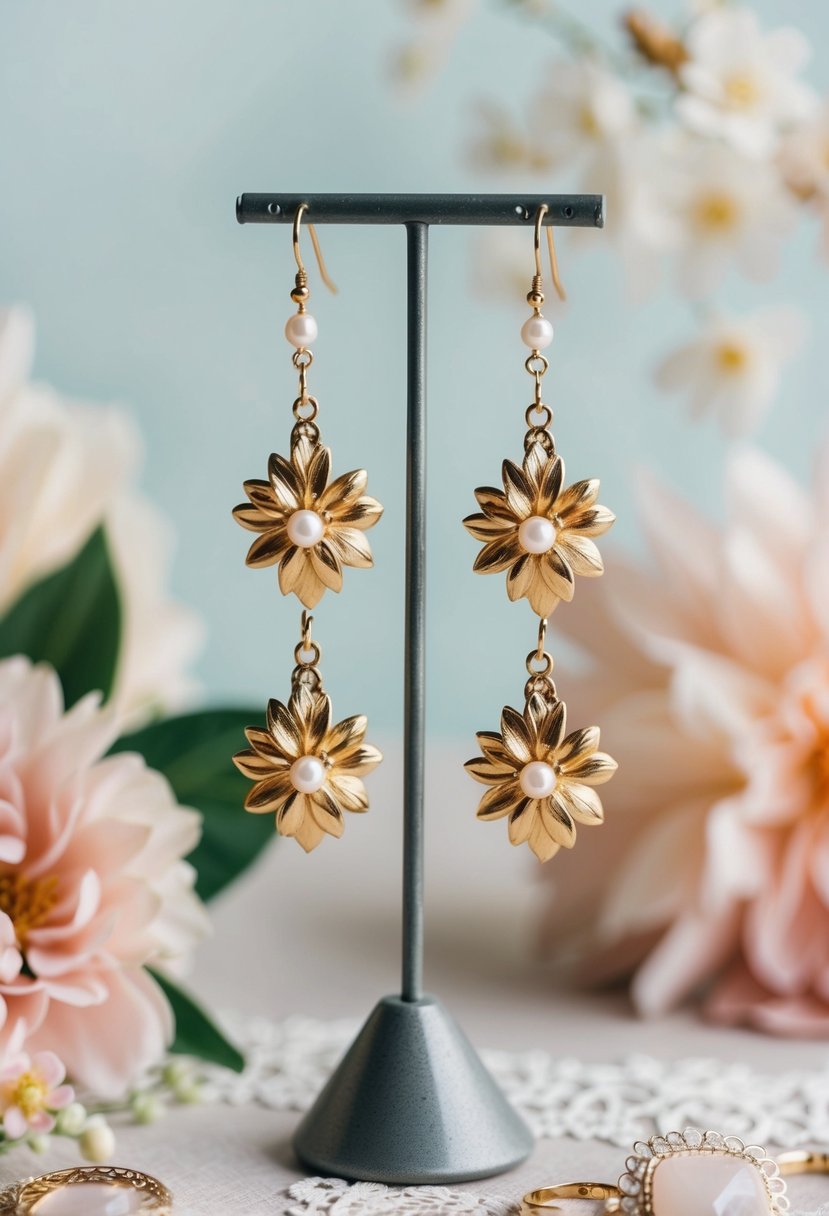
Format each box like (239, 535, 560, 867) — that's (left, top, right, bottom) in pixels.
(293, 994, 533, 1184)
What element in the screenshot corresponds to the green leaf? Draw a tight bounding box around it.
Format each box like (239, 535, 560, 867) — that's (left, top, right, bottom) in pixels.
(0, 526, 121, 707)
(149, 968, 244, 1072)
(111, 709, 275, 901)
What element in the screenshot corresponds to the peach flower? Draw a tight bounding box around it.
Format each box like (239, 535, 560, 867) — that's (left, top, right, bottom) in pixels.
(0, 656, 208, 1094)
(540, 446, 829, 1035)
(0, 307, 203, 727)
(0, 1051, 73, 1139)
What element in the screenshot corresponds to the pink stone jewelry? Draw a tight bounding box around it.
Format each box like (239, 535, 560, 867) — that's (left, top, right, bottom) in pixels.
(523, 1128, 795, 1214)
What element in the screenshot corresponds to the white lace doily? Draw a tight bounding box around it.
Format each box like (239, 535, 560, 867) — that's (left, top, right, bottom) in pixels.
(205, 1013, 829, 1149)
(284, 1177, 519, 1214)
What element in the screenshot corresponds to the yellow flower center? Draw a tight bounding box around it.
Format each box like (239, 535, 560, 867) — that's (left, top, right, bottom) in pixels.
(694, 192, 740, 232)
(6, 1074, 48, 1118)
(579, 104, 601, 138)
(724, 72, 760, 108)
(0, 873, 59, 947)
(715, 342, 749, 374)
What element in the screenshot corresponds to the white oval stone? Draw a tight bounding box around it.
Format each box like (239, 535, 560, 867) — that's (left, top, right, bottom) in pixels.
(285, 312, 318, 348)
(518, 515, 557, 554)
(520, 313, 554, 350)
(652, 1154, 772, 1216)
(519, 761, 557, 800)
(287, 509, 325, 549)
(36, 1184, 146, 1215)
(290, 755, 326, 794)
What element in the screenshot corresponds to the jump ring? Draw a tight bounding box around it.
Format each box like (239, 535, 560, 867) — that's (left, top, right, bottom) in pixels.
(293, 395, 319, 421)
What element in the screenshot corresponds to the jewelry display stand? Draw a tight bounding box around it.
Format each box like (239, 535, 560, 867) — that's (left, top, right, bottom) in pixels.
(235, 193, 605, 1185)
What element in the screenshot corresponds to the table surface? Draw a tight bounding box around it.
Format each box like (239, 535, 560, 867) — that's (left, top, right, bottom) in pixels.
(1, 743, 825, 1212)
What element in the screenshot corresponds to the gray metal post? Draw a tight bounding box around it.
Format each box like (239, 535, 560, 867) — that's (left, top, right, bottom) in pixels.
(402, 222, 427, 1004)
(238, 194, 604, 1184)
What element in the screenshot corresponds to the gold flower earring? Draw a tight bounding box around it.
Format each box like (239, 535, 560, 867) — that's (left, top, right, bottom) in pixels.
(232, 205, 383, 852)
(464, 205, 617, 863)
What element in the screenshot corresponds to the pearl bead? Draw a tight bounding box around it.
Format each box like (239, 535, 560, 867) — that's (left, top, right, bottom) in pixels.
(285, 312, 318, 349)
(521, 314, 554, 350)
(290, 755, 327, 794)
(518, 515, 557, 554)
(287, 509, 325, 549)
(519, 761, 557, 800)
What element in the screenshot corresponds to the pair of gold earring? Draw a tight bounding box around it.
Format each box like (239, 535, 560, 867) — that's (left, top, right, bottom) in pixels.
(232, 205, 617, 860)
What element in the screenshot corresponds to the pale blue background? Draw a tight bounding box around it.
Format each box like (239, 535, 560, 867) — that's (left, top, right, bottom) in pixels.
(1, 0, 826, 737)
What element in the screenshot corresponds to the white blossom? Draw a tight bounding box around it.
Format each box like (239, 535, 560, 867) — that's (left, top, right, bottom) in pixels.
(677, 7, 817, 157)
(655, 306, 807, 437)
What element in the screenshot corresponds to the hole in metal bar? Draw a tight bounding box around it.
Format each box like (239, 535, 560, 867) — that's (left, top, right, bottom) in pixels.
(267, 202, 282, 216)
(563, 205, 574, 218)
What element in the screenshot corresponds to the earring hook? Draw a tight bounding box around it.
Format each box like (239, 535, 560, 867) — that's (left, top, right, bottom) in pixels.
(533, 204, 566, 303)
(293, 202, 338, 295)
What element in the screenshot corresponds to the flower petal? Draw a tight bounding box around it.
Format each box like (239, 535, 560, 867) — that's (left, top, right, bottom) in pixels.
(32, 1051, 65, 1089)
(326, 527, 373, 569)
(334, 744, 382, 777)
(242, 479, 279, 513)
(464, 756, 514, 785)
(306, 445, 331, 505)
(310, 788, 345, 837)
(500, 706, 533, 764)
(560, 782, 605, 825)
(244, 772, 293, 812)
(463, 513, 515, 542)
(339, 496, 384, 531)
(277, 791, 306, 837)
(540, 549, 576, 601)
(565, 504, 615, 537)
(474, 486, 512, 520)
(305, 693, 332, 752)
(560, 751, 618, 786)
(320, 468, 368, 511)
(527, 569, 561, 617)
(295, 814, 325, 853)
(232, 502, 274, 532)
(246, 530, 290, 569)
(476, 731, 516, 769)
(537, 455, 564, 513)
(539, 699, 567, 754)
(540, 793, 577, 847)
(3, 1106, 27, 1139)
(528, 819, 561, 863)
(328, 773, 369, 812)
(244, 726, 290, 763)
(502, 459, 533, 519)
(268, 452, 302, 510)
(476, 779, 522, 820)
(557, 534, 604, 577)
(473, 535, 521, 575)
(556, 725, 600, 766)
(506, 553, 533, 601)
(507, 799, 535, 844)
(326, 714, 368, 755)
(310, 542, 344, 592)
(556, 478, 600, 516)
(266, 700, 302, 758)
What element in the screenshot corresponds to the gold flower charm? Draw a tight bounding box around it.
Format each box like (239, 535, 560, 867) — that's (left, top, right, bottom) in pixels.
(464, 440, 614, 617)
(465, 691, 617, 862)
(233, 432, 383, 609)
(234, 681, 382, 853)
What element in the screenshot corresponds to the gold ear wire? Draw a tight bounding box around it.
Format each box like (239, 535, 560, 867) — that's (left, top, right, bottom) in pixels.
(292, 202, 338, 296)
(533, 204, 566, 303)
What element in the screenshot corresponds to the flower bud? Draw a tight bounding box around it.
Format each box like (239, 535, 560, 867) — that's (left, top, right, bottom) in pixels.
(56, 1102, 88, 1136)
(28, 1134, 49, 1154)
(80, 1116, 116, 1162)
(131, 1092, 164, 1125)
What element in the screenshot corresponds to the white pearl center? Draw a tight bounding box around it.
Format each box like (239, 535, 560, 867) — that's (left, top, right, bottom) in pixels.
(518, 515, 557, 554)
(285, 312, 318, 349)
(290, 755, 326, 794)
(519, 761, 557, 800)
(520, 313, 554, 350)
(287, 509, 325, 549)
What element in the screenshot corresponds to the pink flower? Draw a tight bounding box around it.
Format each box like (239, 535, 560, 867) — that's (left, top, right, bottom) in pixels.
(0, 657, 209, 1094)
(540, 447, 829, 1035)
(0, 1051, 73, 1139)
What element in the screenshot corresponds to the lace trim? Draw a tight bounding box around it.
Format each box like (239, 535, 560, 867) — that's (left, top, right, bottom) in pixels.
(284, 1178, 519, 1214)
(208, 1013, 829, 1150)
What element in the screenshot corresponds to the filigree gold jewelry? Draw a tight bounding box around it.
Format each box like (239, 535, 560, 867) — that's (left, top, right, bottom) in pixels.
(233, 203, 383, 608)
(0, 1166, 173, 1213)
(522, 1128, 796, 1214)
(465, 206, 616, 862)
(234, 612, 382, 852)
